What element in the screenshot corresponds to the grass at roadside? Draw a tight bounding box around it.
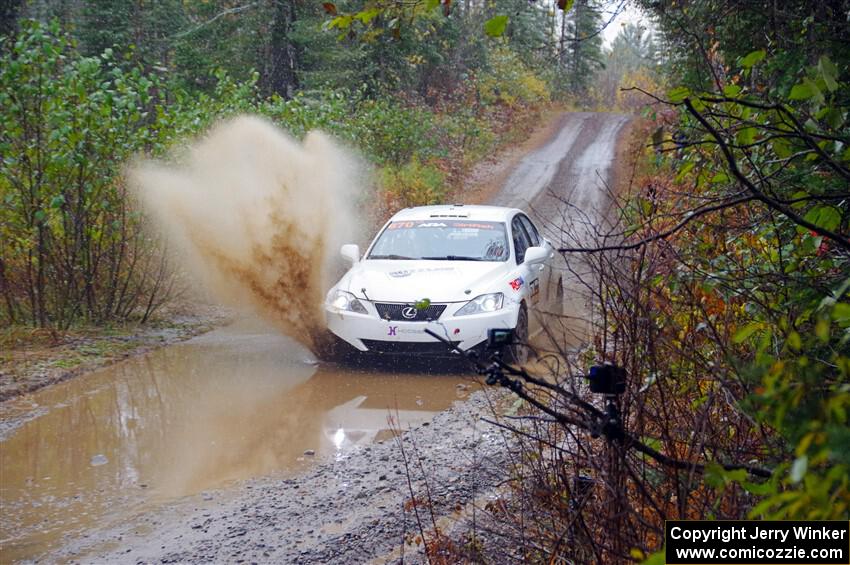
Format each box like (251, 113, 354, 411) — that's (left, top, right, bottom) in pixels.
(0, 307, 230, 401)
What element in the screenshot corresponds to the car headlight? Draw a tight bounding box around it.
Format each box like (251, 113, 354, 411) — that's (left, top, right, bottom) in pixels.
(455, 293, 504, 316)
(328, 290, 368, 314)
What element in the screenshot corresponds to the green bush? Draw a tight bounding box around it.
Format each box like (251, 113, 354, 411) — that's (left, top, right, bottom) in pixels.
(0, 20, 173, 326)
(263, 88, 360, 142)
(478, 46, 551, 108)
(353, 98, 444, 166)
(380, 158, 446, 207)
(0, 20, 260, 327)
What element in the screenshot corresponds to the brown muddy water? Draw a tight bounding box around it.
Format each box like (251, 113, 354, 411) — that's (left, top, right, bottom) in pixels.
(0, 320, 472, 562)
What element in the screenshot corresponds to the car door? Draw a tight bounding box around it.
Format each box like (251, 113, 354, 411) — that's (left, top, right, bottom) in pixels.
(517, 214, 552, 307)
(510, 215, 541, 334)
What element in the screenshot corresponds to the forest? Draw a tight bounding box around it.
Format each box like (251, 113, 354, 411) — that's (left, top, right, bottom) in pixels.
(1, 1, 583, 326)
(1, 0, 848, 562)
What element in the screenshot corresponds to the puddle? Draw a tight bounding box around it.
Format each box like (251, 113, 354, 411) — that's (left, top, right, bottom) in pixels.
(0, 320, 472, 562)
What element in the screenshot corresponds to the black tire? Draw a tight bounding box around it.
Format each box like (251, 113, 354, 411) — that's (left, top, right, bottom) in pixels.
(506, 305, 529, 365)
(314, 331, 356, 364)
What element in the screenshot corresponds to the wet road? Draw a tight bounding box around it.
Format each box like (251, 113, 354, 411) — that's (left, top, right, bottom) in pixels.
(493, 112, 630, 243)
(0, 321, 471, 561)
(0, 112, 629, 562)
(495, 112, 631, 347)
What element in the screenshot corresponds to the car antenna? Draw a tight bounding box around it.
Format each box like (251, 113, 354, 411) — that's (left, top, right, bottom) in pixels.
(361, 287, 372, 302)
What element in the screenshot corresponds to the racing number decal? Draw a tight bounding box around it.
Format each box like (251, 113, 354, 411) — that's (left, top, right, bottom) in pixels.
(387, 221, 417, 230)
(530, 279, 540, 304)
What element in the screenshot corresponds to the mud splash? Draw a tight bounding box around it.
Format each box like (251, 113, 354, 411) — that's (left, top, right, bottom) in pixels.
(129, 116, 365, 350)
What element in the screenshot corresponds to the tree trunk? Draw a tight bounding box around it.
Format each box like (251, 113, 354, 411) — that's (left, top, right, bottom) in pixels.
(0, 0, 24, 37)
(36, 224, 47, 327)
(559, 8, 567, 67)
(0, 257, 16, 324)
(264, 0, 299, 98)
(572, 0, 581, 91)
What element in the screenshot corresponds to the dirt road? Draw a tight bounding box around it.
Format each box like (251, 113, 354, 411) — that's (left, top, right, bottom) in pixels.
(494, 112, 631, 241)
(0, 112, 631, 563)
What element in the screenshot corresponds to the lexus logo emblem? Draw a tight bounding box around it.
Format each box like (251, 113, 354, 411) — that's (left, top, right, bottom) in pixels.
(401, 307, 418, 319)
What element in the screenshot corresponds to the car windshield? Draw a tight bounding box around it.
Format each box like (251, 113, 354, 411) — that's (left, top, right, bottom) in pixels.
(368, 220, 509, 262)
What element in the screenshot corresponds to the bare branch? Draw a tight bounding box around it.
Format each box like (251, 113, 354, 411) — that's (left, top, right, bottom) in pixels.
(174, 3, 259, 39)
(557, 194, 756, 254)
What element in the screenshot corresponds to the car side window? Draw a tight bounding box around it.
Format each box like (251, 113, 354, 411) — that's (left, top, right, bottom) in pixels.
(511, 217, 532, 264)
(518, 215, 540, 247)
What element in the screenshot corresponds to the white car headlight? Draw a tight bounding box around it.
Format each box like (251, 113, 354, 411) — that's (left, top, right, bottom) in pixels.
(328, 290, 368, 314)
(455, 293, 504, 316)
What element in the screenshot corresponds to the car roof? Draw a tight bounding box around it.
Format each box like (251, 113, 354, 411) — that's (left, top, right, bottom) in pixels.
(389, 205, 521, 223)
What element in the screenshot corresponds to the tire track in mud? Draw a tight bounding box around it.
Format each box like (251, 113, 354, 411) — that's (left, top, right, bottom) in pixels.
(492, 111, 631, 243)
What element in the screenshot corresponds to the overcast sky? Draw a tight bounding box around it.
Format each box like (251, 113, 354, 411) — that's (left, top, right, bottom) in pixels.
(600, 1, 651, 46)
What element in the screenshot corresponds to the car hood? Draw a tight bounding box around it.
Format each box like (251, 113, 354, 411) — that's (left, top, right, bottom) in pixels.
(338, 260, 512, 303)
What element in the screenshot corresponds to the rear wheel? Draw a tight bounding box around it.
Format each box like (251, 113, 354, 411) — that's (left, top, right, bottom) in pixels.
(506, 305, 529, 365)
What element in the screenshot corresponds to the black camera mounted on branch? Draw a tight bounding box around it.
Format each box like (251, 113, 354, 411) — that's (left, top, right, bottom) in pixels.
(424, 327, 770, 480)
(587, 364, 626, 395)
(424, 327, 628, 440)
(486, 328, 514, 350)
(587, 363, 626, 441)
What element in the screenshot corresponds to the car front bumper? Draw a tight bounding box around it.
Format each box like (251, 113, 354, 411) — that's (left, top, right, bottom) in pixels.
(324, 302, 520, 354)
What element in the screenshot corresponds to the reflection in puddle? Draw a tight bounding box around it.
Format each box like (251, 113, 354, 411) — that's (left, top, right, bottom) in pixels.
(0, 320, 472, 562)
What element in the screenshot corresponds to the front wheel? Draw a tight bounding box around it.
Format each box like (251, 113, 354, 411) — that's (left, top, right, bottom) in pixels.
(314, 331, 355, 363)
(506, 305, 529, 365)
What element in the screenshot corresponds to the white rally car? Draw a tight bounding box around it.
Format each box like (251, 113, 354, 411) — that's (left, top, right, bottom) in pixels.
(324, 205, 560, 361)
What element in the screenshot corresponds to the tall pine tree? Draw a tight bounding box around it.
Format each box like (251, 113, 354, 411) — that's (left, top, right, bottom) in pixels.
(561, 0, 605, 96)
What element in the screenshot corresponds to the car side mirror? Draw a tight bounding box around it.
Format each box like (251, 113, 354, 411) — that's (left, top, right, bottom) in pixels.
(523, 246, 549, 265)
(340, 244, 360, 264)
